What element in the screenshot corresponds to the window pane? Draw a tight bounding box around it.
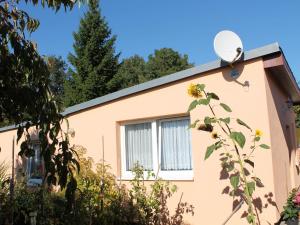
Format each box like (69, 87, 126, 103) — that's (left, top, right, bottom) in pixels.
(125, 123, 153, 170)
(161, 119, 192, 170)
(27, 144, 43, 178)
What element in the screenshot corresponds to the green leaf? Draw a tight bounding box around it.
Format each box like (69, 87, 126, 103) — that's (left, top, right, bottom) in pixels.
(189, 119, 199, 129)
(246, 181, 255, 196)
(199, 97, 210, 105)
(254, 136, 260, 142)
(204, 117, 212, 125)
(205, 144, 216, 160)
(188, 100, 198, 112)
(207, 92, 219, 100)
(226, 162, 235, 172)
(196, 84, 205, 91)
(230, 174, 240, 190)
(259, 144, 270, 149)
(215, 141, 223, 150)
(219, 117, 230, 124)
(236, 119, 252, 131)
(230, 132, 246, 148)
(246, 214, 255, 224)
(220, 103, 232, 112)
(244, 159, 254, 168)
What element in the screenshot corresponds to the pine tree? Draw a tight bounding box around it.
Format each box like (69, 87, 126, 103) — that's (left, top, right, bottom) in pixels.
(64, 0, 119, 107)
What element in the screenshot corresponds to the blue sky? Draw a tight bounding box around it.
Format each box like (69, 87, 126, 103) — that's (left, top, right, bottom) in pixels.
(20, 0, 300, 81)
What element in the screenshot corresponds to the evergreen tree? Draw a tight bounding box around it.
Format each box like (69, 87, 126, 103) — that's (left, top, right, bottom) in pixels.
(107, 55, 147, 91)
(65, 0, 119, 106)
(145, 48, 193, 80)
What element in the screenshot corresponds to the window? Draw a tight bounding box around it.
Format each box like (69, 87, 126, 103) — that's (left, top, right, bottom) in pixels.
(26, 143, 43, 186)
(121, 117, 193, 180)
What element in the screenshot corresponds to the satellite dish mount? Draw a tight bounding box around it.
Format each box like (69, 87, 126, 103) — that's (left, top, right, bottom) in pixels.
(214, 30, 244, 78)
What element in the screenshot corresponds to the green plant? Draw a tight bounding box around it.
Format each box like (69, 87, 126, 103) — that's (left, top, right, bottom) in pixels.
(71, 147, 194, 225)
(0, 161, 10, 225)
(187, 83, 270, 225)
(282, 188, 299, 221)
(0, 147, 193, 225)
(0, 0, 81, 206)
(129, 164, 194, 225)
(0, 161, 9, 187)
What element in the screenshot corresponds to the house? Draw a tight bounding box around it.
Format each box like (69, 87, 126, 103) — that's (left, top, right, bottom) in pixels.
(0, 43, 299, 224)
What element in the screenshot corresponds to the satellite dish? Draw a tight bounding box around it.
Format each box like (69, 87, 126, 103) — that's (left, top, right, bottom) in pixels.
(214, 30, 243, 63)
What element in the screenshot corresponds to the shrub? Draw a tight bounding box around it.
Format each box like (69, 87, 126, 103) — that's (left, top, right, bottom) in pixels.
(281, 188, 300, 221)
(0, 146, 193, 225)
(0, 161, 10, 225)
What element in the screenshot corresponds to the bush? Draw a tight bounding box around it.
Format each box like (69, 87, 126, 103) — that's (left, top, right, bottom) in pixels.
(0, 161, 10, 225)
(0, 146, 193, 225)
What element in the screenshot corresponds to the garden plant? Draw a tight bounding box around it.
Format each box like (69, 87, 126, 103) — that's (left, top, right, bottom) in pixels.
(280, 187, 300, 225)
(0, 147, 193, 225)
(187, 83, 270, 225)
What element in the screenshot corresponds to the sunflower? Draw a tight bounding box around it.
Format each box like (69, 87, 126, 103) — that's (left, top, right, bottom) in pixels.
(187, 83, 202, 98)
(255, 129, 263, 137)
(211, 131, 218, 139)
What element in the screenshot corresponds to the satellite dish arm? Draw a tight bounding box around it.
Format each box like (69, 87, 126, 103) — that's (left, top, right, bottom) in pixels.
(228, 47, 243, 68)
(231, 47, 243, 63)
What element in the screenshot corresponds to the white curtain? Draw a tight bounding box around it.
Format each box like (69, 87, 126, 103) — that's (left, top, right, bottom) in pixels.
(125, 123, 153, 170)
(160, 119, 192, 170)
(27, 144, 42, 178)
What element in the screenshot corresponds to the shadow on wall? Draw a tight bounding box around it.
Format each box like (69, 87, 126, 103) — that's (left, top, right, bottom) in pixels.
(221, 62, 249, 88)
(220, 166, 279, 225)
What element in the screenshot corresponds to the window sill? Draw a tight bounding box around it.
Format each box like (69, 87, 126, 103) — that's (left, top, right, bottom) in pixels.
(119, 170, 194, 181)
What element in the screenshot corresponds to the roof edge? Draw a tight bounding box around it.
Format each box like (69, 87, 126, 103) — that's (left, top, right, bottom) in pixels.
(63, 42, 281, 116)
(0, 42, 282, 133)
(0, 124, 20, 133)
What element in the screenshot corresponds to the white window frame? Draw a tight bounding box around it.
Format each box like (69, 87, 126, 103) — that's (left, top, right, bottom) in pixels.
(120, 117, 193, 180)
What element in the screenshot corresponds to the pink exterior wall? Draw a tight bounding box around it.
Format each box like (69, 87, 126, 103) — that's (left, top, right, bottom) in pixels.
(0, 57, 298, 224)
(264, 70, 299, 211)
(0, 129, 18, 176)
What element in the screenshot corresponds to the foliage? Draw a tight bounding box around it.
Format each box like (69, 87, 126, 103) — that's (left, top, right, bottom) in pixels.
(145, 48, 193, 80)
(0, 148, 193, 225)
(281, 188, 300, 221)
(70, 146, 194, 225)
(108, 49, 193, 93)
(108, 55, 147, 92)
(0, 161, 10, 225)
(64, 0, 120, 107)
(45, 55, 68, 111)
(0, 161, 9, 186)
(293, 105, 300, 128)
(0, 0, 80, 209)
(128, 165, 194, 225)
(187, 83, 270, 225)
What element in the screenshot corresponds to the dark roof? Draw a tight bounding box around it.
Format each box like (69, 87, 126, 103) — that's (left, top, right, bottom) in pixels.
(0, 42, 295, 133)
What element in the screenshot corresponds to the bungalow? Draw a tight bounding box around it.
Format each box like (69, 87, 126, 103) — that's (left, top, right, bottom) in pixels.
(0, 42, 299, 224)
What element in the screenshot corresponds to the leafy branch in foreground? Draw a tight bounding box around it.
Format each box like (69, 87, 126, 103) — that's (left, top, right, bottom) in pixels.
(187, 83, 270, 225)
(0, 0, 81, 204)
